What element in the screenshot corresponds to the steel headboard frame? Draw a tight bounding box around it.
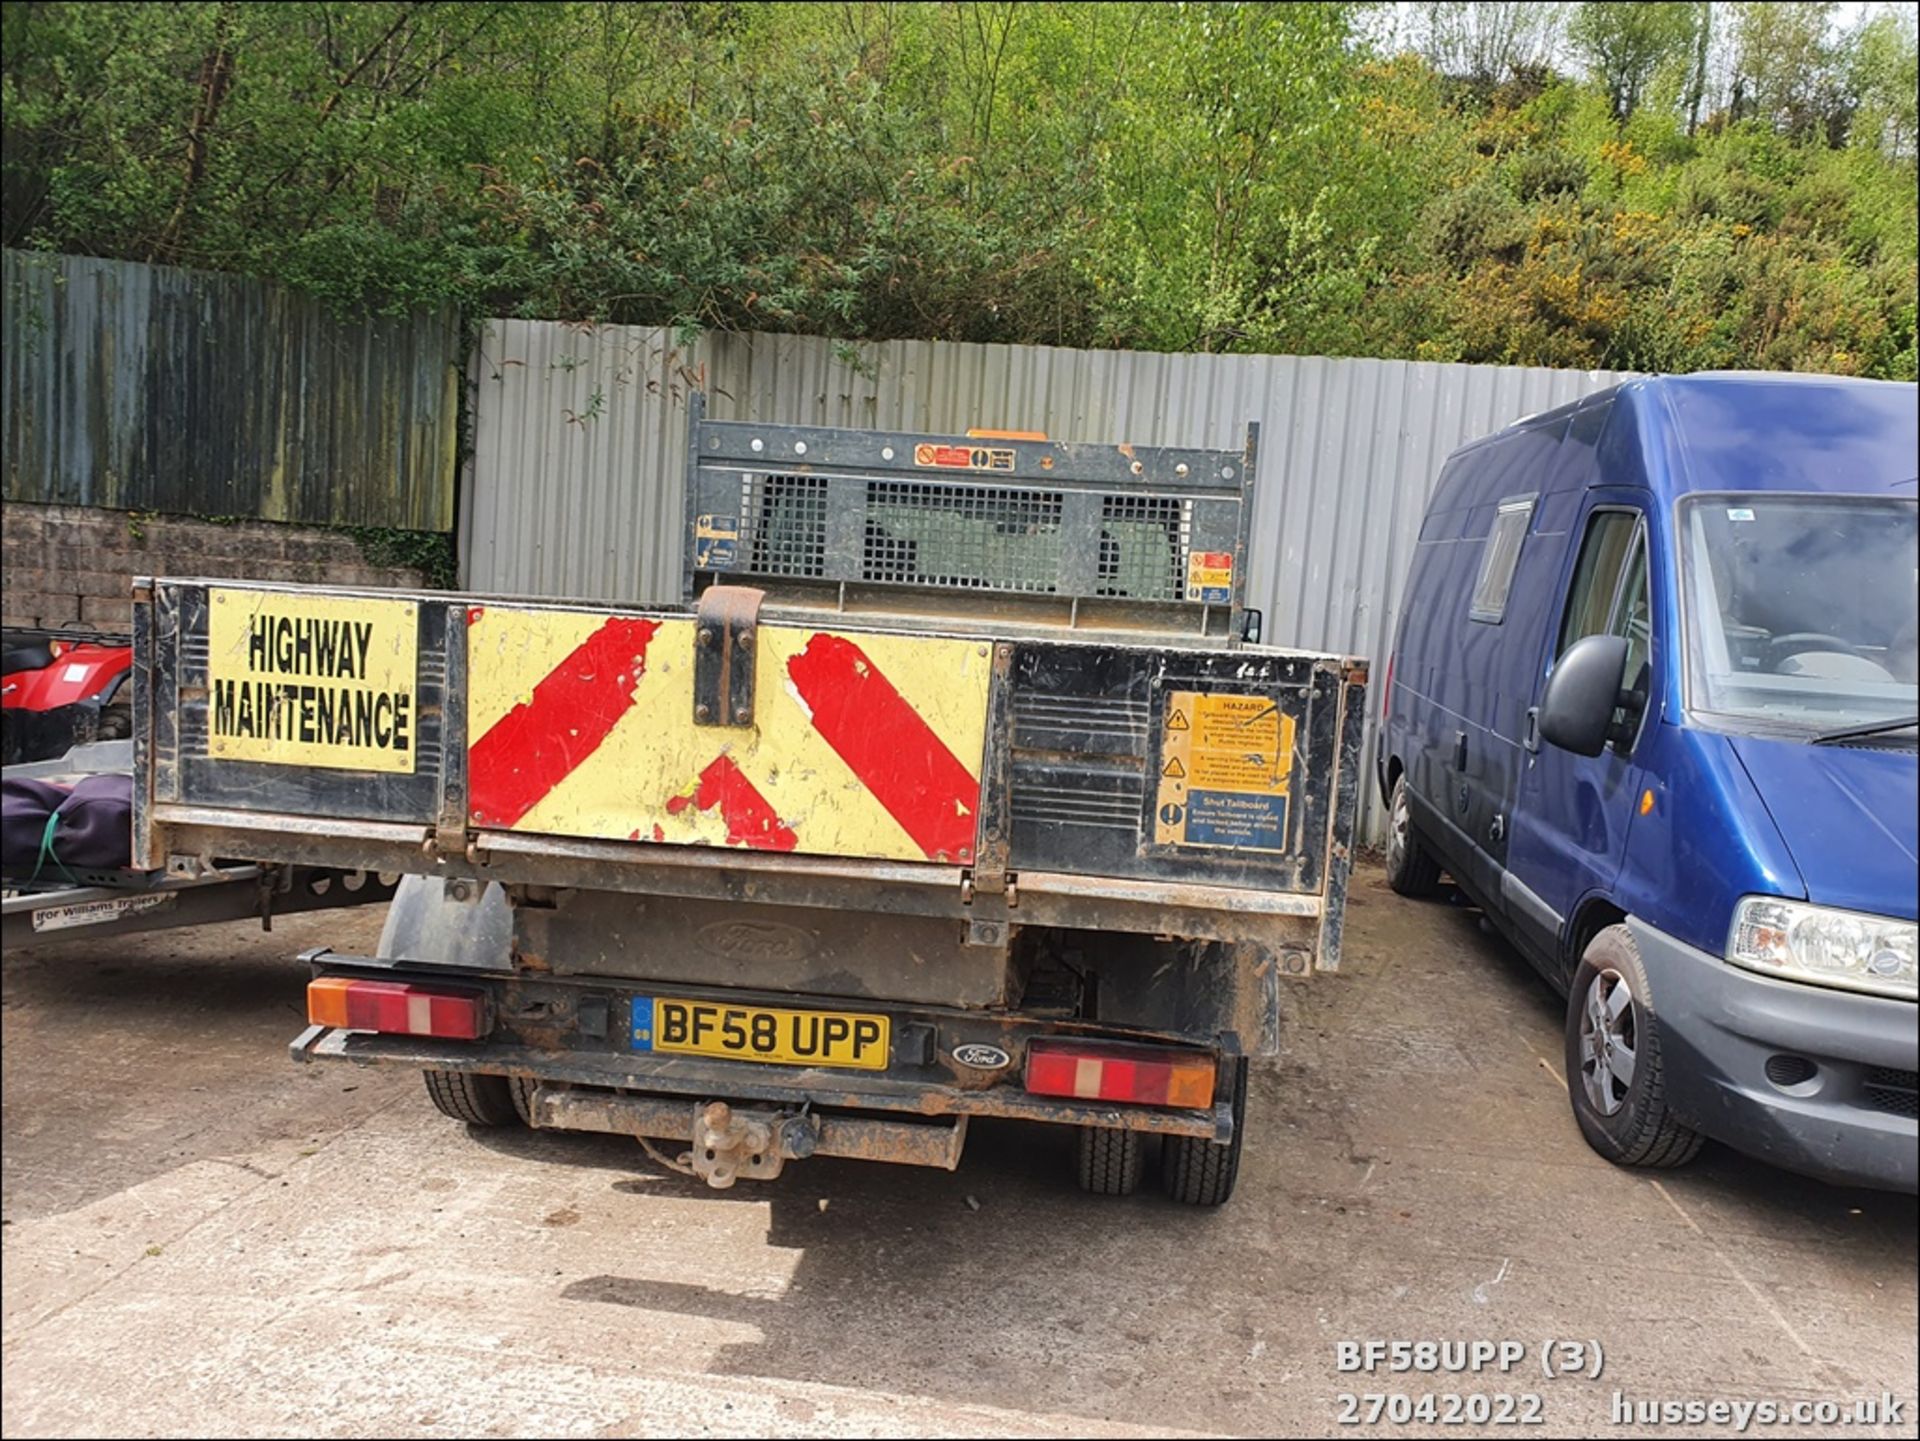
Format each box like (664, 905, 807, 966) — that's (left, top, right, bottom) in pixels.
(682, 404, 1258, 642)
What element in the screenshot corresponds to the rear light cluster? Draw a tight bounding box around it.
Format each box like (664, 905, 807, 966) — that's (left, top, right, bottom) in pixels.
(1024, 1040, 1217, 1110)
(307, 977, 487, 1040)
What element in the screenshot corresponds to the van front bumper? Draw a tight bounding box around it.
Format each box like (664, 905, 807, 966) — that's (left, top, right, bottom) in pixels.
(1628, 917, 1917, 1193)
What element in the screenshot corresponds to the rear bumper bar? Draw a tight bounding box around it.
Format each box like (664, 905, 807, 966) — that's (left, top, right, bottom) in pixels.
(291, 1022, 1231, 1140)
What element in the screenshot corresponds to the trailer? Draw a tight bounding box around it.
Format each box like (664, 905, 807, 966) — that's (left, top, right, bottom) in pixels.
(3, 741, 399, 949)
(128, 403, 1367, 1203)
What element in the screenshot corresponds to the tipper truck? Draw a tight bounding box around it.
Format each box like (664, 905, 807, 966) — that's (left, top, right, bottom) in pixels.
(130, 402, 1367, 1204)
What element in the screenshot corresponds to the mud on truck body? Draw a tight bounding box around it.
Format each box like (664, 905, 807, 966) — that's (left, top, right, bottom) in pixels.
(131, 401, 1367, 1204)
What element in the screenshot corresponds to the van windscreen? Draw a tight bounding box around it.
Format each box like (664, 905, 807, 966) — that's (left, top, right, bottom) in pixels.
(1681, 493, 1919, 734)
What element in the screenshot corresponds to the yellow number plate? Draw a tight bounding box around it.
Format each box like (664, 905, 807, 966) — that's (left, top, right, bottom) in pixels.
(632, 998, 891, 1071)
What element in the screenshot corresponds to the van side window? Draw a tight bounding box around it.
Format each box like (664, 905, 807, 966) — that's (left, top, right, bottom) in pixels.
(1468, 497, 1536, 623)
(1558, 511, 1639, 654)
(1610, 532, 1652, 689)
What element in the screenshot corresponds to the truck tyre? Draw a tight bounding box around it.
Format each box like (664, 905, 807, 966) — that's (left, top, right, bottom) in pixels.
(1385, 774, 1444, 898)
(1076, 1125, 1144, 1195)
(1564, 925, 1703, 1170)
(423, 1069, 520, 1126)
(508, 1075, 538, 1126)
(1162, 1057, 1248, 1206)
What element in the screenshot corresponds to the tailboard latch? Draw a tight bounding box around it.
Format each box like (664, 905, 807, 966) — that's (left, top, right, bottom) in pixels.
(693, 584, 766, 727)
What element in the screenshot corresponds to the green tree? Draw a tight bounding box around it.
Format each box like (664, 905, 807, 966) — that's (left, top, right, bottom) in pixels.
(1569, 1, 1697, 120)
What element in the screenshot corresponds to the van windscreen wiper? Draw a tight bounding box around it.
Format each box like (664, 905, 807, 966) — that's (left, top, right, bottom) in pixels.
(1811, 715, 1919, 745)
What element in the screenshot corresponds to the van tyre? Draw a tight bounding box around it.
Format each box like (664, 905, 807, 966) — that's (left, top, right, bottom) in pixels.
(1077, 1125, 1144, 1195)
(1162, 1057, 1248, 1206)
(1385, 775, 1444, 898)
(423, 1069, 520, 1126)
(1564, 925, 1703, 1170)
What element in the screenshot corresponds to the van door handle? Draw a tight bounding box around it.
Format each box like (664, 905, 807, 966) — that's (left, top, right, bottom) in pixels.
(1524, 707, 1540, 754)
(1454, 730, 1468, 771)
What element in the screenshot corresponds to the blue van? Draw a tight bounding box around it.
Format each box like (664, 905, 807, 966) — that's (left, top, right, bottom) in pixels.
(1379, 372, 1917, 1191)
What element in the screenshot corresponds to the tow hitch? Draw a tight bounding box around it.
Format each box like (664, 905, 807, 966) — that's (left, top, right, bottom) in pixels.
(528, 1087, 969, 1188)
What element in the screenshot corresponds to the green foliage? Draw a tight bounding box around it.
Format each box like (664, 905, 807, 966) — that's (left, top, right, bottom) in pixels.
(0, 0, 1913, 380)
(339, 526, 458, 589)
(1569, 2, 1699, 121)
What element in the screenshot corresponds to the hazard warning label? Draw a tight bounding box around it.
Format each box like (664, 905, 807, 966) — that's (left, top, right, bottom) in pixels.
(1185, 550, 1233, 604)
(914, 443, 1015, 472)
(1153, 691, 1295, 852)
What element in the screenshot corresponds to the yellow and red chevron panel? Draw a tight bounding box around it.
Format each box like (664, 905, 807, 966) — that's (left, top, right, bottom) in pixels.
(463, 607, 993, 865)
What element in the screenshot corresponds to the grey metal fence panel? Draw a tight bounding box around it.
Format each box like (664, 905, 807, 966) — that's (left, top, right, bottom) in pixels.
(2, 250, 459, 529)
(464, 321, 1632, 838)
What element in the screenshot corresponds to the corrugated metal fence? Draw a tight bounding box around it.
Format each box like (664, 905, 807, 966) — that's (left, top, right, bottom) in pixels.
(2, 249, 459, 529)
(465, 319, 1633, 839)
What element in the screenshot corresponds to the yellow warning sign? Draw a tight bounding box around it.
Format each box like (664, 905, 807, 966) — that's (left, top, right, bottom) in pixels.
(1154, 691, 1296, 852)
(206, 588, 418, 773)
(1185, 550, 1234, 603)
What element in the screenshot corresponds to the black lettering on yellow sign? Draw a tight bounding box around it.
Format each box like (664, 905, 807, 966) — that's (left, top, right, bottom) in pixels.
(212, 680, 411, 752)
(1167, 708, 1190, 731)
(208, 590, 418, 773)
(1162, 755, 1186, 778)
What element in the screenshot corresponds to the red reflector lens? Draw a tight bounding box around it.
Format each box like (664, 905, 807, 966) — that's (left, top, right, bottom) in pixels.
(307, 977, 486, 1040)
(1024, 1041, 1216, 1110)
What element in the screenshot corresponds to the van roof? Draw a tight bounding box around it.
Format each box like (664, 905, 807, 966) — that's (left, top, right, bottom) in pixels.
(1456, 371, 1918, 500)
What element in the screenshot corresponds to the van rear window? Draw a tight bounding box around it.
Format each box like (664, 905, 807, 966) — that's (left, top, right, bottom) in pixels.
(1468, 497, 1536, 623)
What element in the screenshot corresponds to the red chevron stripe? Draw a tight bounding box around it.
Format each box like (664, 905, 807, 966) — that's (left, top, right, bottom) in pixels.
(665, 753, 798, 851)
(785, 634, 980, 862)
(468, 617, 660, 828)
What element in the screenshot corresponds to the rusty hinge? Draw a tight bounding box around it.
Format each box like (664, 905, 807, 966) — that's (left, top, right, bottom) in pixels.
(694, 584, 765, 727)
(960, 863, 1017, 907)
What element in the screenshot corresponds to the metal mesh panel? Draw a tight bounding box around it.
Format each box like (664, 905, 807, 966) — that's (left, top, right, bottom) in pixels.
(740, 474, 829, 578)
(1098, 495, 1191, 600)
(862, 481, 1065, 592)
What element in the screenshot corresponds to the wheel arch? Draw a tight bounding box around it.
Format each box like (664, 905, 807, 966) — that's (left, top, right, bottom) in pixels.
(1564, 894, 1630, 979)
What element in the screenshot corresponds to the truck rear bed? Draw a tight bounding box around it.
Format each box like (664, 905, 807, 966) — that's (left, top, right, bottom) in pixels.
(128, 411, 1368, 1199)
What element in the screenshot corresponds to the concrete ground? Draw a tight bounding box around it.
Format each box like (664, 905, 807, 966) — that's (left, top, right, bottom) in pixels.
(3, 863, 1914, 1439)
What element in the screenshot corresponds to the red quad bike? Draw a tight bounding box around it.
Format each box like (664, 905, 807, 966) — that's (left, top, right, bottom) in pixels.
(1, 629, 135, 766)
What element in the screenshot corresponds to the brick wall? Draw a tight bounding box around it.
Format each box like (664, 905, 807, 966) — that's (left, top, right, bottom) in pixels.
(1, 502, 429, 633)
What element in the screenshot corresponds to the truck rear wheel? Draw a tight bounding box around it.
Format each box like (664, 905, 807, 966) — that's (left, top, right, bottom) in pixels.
(1161, 1058, 1248, 1206)
(423, 1069, 520, 1126)
(1076, 1125, 1145, 1195)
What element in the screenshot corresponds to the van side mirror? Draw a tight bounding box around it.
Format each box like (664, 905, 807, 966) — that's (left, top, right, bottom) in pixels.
(1539, 634, 1632, 757)
(1240, 608, 1263, 645)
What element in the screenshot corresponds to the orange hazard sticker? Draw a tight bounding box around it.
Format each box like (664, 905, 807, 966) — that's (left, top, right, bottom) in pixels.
(1186, 550, 1233, 604)
(914, 443, 1015, 472)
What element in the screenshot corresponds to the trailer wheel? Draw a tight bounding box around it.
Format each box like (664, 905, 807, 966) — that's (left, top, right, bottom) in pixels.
(423, 1069, 519, 1126)
(1384, 774, 1444, 898)
(1076, 1125, 1145, 1195)
(1162, 1058, 1248, 1206)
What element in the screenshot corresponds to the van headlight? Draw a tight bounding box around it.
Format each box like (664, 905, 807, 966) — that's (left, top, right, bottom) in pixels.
(1728, 898, 1917, 1001)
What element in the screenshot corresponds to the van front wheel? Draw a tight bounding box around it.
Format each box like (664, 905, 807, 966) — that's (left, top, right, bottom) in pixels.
(1385, 775, 1444, 898)
(1564, 926, 1703, 1170)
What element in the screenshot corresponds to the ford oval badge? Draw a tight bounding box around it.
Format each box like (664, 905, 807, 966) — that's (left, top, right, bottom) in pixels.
(952, 1043, 1012, 1071)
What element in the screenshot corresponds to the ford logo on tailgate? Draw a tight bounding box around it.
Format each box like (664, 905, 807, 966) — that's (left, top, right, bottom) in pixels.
(952, 1043, 1012, 1071)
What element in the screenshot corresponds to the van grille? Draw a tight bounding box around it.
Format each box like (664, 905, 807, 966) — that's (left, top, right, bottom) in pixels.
(1863, 1067, 1918, 1119)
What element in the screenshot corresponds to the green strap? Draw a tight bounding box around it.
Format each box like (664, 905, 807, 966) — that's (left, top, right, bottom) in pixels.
(31, 810, 79, 887)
